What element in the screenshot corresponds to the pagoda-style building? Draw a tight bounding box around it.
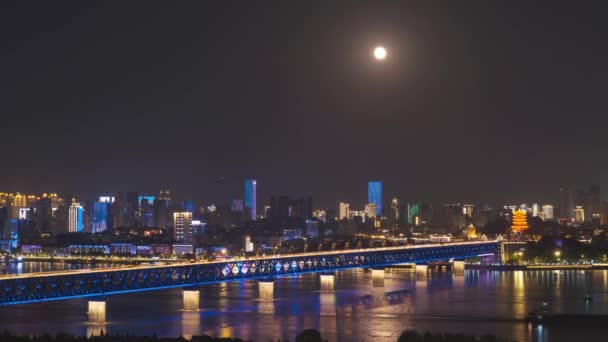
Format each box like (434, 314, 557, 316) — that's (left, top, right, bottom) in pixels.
(510, 209, 529, 233)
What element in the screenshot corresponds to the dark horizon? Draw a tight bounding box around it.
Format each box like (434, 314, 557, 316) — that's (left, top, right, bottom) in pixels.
(2, 1, 608, 208)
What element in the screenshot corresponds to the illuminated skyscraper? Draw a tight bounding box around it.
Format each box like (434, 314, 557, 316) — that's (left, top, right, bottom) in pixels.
(407, 203, 420, 224)
(364, 203, 377, 218)
(68, 200, 83, 233)
(244, 179, 257, 221)
(339, 202, 350, 219)
(92, 201, 109, 233)
(158, 190, 171, 202)
(368, 181, 382, 217)
(390, 198, 400, 221)
(574, 206, 585, 223)
(541, 204, 554, 221)
(173, 211, 193, 243)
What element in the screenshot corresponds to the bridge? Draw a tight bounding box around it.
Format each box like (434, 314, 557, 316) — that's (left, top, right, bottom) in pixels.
(0, 240, 499, 307)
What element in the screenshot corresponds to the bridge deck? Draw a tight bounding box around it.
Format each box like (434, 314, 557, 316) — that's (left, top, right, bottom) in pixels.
(0, 241, 499, 305)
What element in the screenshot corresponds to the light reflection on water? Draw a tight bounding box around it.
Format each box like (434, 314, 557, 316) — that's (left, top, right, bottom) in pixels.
(1, 263, 607, 341)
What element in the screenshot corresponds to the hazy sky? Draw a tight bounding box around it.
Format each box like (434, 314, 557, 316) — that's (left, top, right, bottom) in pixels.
(2, 1, 607, 208)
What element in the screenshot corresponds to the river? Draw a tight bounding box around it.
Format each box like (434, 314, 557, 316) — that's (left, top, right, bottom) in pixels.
(0, 261, 606, 341)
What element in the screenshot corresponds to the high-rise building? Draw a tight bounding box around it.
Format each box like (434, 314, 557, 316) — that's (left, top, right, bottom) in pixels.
(231, 199, 244, 212)
(35, 197, 53, 233)
(368, 181, 383, 217)
(153, 199, 170, 229)
(601, 201, 608, 226)
(389, 198, 400, 221)
(173, 211, 193, 243)
(289, 196, 313, 219)
(270, 195, 290, 218)
(574, 206, 585, 223)
(588, 185, 601, 224)
(531, 203, 539, 217)
(462, 204, 475, 217)
(158, 190, 171, 202)
(419, 203, 433, 225)
(68, 200, 83, 233)
(339, 202, 350, 220)
(244, 179, 257, 221)
(407, 203, 420, 224)
(559, 187, 574, 222)
(244, 235, 254, 252)
(92, 201, 109, 233)
(541, 204, 554, 221)
(364, 203, 377, 218)
(305, 220, 319, 237)
(183, 200, 194, 212)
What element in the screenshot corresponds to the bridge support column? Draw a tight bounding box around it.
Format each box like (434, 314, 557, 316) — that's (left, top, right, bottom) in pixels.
(183, 288, 200, 311)
(372, 268, 385, 287)
(320, 273, 335, 292)
(452, 261, 465, 275)
(416, 265, 428, 279)
(500, 241, 507, 264)
(88, 299, 106, 324)
(258, 278, 274, 300)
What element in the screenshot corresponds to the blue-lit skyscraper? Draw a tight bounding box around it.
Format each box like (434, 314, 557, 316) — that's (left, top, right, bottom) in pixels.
(183, 200, 194, 212)
(368, 181, 383, 217)
(244, 179, 257, 221)
(92, 201, 109, 233)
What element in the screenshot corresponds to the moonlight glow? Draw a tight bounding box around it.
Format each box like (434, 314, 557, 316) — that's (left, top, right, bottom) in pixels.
(374, 46, 387, 60)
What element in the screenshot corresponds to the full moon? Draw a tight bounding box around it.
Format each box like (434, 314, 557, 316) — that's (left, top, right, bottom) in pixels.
(374, 46, 387, 60)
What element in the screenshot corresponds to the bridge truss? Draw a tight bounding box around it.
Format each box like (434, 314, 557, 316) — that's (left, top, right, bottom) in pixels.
(0, 242, 499, 305)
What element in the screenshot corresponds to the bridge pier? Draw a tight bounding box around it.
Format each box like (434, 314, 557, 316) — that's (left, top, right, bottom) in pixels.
(183, 288, 200, 311)
(87, 298, 106, 324)
(371, 267, 385, 287)
(416, 264, 428, 279)
(500, 241, 507, 264)
(452, 261, 465, 275)
(320, 273, 335, 292)
(258, 278, 274, 300)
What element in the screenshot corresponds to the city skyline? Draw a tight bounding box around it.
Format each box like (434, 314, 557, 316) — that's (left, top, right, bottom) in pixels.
(2, 2, 608, 207)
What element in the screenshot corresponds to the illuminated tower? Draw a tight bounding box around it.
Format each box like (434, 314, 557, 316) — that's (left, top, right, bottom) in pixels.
(339, 202, 350, 219)
(368, 181, 382, 217)
(407, 203, 420, 224)
(68, 200, 83, 233)
(173, 211, 193, 243)
(244, 179, 257, 221)
(510, 209, 529, 233)
(92, 201, 109, 233)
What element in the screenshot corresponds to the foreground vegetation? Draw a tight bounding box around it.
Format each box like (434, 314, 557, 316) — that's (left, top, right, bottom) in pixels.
(0, 329, 511, 342)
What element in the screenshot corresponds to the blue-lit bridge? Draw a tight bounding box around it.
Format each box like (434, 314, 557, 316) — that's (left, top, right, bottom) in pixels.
(0, 241, 499, 307)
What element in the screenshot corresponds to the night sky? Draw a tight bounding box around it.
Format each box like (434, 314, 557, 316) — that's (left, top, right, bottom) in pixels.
(2, 2, 607, 208)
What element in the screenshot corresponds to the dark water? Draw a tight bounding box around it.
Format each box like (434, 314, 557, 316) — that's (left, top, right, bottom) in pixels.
(1, 263, 607, 342)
